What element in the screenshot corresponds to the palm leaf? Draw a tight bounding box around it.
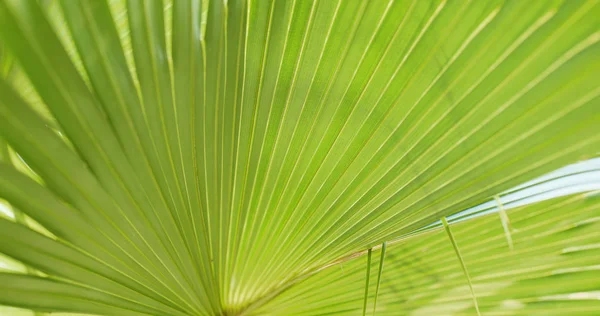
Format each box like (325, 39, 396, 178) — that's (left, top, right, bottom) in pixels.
(0, 0, 598, 315)
(253, 192, 600, 315)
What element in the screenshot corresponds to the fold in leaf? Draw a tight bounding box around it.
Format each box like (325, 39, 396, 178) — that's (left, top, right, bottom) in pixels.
(494, 195, 514, 250)
(362, 248, 372, 316)
(441, 217, 481, 316)
(373, 242, 386, 315)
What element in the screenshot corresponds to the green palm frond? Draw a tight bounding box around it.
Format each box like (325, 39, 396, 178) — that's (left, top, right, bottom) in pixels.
(0, 0, 598, 315)
(254, 193, 600, 315)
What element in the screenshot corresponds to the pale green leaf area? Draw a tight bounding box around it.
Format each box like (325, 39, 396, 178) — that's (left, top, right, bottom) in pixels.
(256, 193, 600, 315)
(0, 0, 598, 315)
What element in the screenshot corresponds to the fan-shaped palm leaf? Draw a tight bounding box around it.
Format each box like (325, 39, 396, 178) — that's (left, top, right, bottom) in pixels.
(0, 0, 598, 315)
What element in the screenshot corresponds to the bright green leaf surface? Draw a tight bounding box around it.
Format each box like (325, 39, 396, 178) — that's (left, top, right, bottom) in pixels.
(0, 0, 598, 315)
